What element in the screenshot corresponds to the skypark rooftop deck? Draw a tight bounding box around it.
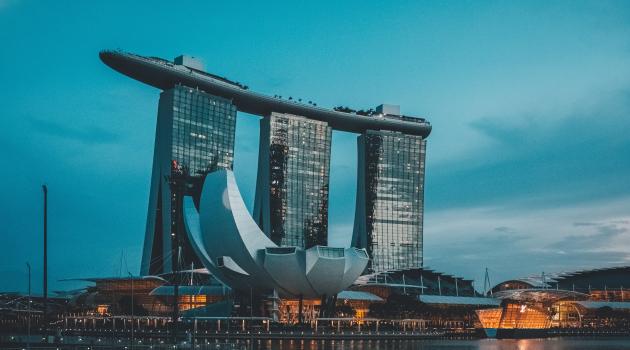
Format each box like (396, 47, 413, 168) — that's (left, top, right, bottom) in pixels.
(100, 50, 431, 137)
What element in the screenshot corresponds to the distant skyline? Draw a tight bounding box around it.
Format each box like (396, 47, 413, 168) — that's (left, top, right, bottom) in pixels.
(1, 0, 630, 293)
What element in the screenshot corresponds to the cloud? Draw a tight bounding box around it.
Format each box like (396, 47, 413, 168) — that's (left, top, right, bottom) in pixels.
(29, 117, 120, 145)
(420, 65, 630, 287)
(573, 222, 598, 227)
(549, 220, 630, 251)
(426, 89, 630, 211)
(424, 197, 630, 284)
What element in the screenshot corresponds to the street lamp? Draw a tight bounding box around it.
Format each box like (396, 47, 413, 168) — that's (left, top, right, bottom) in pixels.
(41, 185, 49, 325)
(128, 272, 134, 350)
(26, 262, 31, 350)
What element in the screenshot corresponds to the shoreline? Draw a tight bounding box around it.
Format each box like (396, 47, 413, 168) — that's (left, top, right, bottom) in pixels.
(3, 328, 630, 345)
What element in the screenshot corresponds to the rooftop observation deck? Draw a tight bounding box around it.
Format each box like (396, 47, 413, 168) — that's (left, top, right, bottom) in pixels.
(100, 50, 431, 137)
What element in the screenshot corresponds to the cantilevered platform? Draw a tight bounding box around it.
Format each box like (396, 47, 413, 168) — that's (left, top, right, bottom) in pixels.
(100, 50, 431, 137)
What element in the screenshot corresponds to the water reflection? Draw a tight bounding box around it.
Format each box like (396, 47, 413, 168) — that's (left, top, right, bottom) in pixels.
(242, 337, 630, 350)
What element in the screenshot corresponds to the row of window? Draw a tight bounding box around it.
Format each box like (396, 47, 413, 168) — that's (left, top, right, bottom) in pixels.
(361, 131, 427, 273)
(167, 86, 236, 175)
(266, 113, 332, 249)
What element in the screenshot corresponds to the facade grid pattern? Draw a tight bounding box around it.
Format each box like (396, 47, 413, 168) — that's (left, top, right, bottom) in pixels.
(170, 85, 236, 175)
(142, 85, 237, 274)
(265, 113, 332, 248)
(362, 130, 426, 273)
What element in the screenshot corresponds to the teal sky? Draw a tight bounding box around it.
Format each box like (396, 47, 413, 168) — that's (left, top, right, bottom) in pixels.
(1, 0, 630, 293)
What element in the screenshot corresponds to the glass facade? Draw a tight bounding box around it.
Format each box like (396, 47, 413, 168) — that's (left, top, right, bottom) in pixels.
(142, 85, 236, 275)
(255, 113, 332, 249)
(354, 130, 426, 273)
(477, 304, 552, 330)
(170, 85, 236, 175)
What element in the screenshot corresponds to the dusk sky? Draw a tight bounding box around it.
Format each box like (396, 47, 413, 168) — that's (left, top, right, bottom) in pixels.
(2, 0, 630, 294)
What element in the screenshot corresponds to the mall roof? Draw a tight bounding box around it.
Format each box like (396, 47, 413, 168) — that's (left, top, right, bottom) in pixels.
(418, 295, 501, 307)
(337, 290, 383, 302)
(574, 301, 630, 310)
(354, 267, 473, 286)
(149, 285, 229, 297)
(493, 266, 630, 291)
(552, 266, 630, 287)
(100, 50, 431, 137)
(60, 276, 167, 283)
(493, 289, 589, 303)
(159, 268, 210, 276)
(556, 266, 630, 278)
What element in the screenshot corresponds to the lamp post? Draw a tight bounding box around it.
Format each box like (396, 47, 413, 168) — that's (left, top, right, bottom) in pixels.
(26, 262, 31, 350)
(42, 185, 48, 323)
(128, 272, 134, 350)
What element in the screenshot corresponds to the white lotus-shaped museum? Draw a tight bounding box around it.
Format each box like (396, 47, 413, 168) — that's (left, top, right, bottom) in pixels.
(183, 169, 369, 299)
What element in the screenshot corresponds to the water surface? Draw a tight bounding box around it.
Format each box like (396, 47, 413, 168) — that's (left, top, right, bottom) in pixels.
(249, 337, 630, 350)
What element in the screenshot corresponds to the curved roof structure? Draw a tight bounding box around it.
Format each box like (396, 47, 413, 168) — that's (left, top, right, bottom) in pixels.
(574, 301, 630, 310)
(60, 276, 167, 283)
(493, 289, 589, 303)
(492, 266, 630, 294)
(183, 169, 369, 298)
(553, 266, 630, 291)
(418, 295, 501, 307)
(149, 285, 228, 297)
(337, 290, 383, 302)
(99, 50, 431, 137)
(353, 267, 476, 297)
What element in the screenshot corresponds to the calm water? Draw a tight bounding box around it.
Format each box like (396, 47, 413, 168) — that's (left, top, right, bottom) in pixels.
(247, 337, 630, 350)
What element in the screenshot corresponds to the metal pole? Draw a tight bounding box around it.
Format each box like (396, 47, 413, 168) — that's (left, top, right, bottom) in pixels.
(484, 267, 493, 296)
(128, 272, 134, 350)
(42, 185, 48, 323)
(250, 287, 254, 349)
(172, 246, 180, 344)
(298, 295, 303, 324)
(192, 318, 197, 349)
(26, 262, 31, 350)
